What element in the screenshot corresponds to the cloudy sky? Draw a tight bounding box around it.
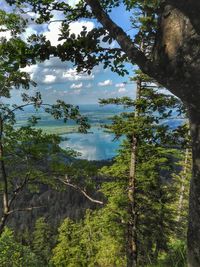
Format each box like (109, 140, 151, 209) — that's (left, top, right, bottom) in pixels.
(1, 0, 137, 105)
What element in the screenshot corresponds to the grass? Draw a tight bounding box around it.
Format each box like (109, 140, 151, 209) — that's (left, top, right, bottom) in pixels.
(33, 126, 80, 135)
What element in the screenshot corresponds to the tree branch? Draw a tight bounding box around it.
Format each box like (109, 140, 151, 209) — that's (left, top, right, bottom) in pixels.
(8, 175, 29, 209)
(58, 177, 104, 205)
(7, 206, 44, 215)
(84, 0, 160, 78)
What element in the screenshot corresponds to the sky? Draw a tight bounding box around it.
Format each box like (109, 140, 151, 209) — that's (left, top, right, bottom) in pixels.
(1, 0, 137, 105)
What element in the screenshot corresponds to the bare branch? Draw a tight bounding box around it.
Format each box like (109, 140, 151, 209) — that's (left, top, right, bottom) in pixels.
(7, 206, 44, 215)
(58, 177, 104, 205)
(47, 19, 66, 25)
(8, 175, 29, 209)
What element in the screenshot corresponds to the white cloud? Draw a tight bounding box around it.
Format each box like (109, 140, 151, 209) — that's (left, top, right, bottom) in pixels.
(43, 57, 68, 69)
(44, 18, 94, 46)
(21, 26, 37, 41)
(85, 83, 92, 88)
(70, 82, 83, 89)
(44, 21, 63, 46)
(21, 65, 36, 73)
(0, 0, 14, 12)
(74, 89, 81, 95)
(21, 57, 94, 85)
(115, 82, 125, 88)
(45, 86, 53, 90)
(98, 79, 113, 87)
(44, 74, 56, 83)
(0, 30, 11, 40)
(118, 88, 127, 93)
(69, 21, 94, 36)
(21, 65, 38, 80)
(100, 35, 118, 50)
(68, 0, 80, 6)
(63, 68, 94, 81)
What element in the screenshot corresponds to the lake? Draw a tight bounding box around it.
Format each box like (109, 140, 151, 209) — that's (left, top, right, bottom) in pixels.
(15, 104, 125, 161)
(15, 104, 184, 161)
(60, 127, 121, 161)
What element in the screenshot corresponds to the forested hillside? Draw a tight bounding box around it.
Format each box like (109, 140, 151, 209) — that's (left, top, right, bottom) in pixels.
(0, 0, 199, 266)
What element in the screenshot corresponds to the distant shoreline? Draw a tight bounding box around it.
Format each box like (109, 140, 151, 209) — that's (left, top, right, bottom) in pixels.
(31, 124, 104, 135)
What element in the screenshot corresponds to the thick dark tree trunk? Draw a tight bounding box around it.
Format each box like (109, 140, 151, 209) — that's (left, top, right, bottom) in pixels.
(187, 108, 200, 267)
(156, 6, 200, 266)
(156, 8, 200, 265)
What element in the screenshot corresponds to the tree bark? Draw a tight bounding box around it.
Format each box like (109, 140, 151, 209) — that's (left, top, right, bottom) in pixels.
(187, 108, 200, 267)
(165, 0, 200, 35)
(155, 6, 200, 266)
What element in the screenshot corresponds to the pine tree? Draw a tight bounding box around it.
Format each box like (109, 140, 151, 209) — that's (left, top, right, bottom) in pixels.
(173, 146, 192, 240)
(100, 72, 188, 265)
(0, 227, 39, 267)
(51, 218, 83, 267)
(32, 217, 54, 266)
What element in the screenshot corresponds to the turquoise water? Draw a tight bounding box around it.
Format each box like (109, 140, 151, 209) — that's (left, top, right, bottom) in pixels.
(15, 105, 125, 161)
(15, 104, 183, 161)
(60, 127, 121, 161)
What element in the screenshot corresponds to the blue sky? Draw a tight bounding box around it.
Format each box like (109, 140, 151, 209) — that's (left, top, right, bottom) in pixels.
(1, 0, 137, 105)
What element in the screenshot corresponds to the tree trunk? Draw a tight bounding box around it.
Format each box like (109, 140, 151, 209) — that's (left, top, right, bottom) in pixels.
(0, 213, 9, 235)
(187, 108, 200, 267)
(127, 134, 137, 267)
(0, 118, 9, 234)
(154, 6, 200, 265)
(177, 148, 189, 223)
(82, 2, 200, 266)
(126, 79, 141, 267)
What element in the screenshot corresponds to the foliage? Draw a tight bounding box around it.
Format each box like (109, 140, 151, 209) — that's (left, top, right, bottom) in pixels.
(3, 0, 161, 75)
(0, 124, 71, 193)
(32, 217, 55, 266)
(99, 74, 190, 265)
(0, 8, 37, 98)
(0, 6, 91, 234)
(0, 2, 193, 266)
(154, 239, 187, 267)
(51, 218, 83, 267)
(0, 227, 39, 267)
(172, 148, 191, 240)
(49, 79, 190, 266)
(51, 207, 126, 267)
